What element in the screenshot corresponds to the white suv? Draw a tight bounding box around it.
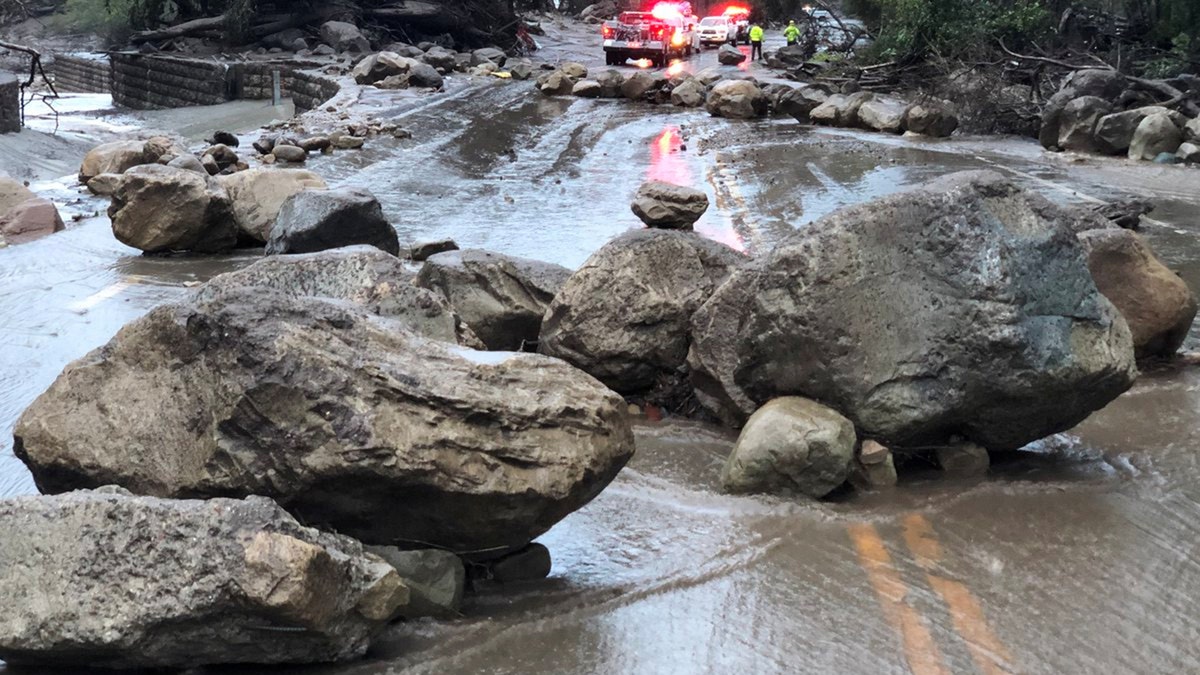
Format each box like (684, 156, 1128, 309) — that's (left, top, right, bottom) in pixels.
(697, 16, 735, 47)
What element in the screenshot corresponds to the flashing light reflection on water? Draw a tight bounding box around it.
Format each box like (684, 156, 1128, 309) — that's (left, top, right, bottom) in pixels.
(648, 126, 747, 253)
(666, 61, 687, 77)
(634, 58, 654, 69)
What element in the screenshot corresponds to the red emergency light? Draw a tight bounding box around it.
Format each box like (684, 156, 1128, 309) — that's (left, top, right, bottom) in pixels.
(601, 24, 614, 38)
(651, 2, 685, 20)
(722, 4, 751, 17)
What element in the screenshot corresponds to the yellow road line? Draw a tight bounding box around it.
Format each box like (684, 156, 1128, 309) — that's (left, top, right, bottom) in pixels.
(68, 281, 132, 312)
(902, 514, 1015, 675)
(848, 522, 951, 675)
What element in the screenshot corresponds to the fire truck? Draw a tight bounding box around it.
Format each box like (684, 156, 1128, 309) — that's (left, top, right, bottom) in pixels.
(601, 2, 700, 68)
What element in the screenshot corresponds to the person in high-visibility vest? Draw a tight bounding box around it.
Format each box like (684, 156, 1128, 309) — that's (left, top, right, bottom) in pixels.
(784, 20, 801, 46)
(749, 23, 764, 60)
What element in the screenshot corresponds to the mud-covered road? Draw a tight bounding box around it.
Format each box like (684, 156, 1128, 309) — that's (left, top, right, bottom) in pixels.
(2, 21, 1200, 675)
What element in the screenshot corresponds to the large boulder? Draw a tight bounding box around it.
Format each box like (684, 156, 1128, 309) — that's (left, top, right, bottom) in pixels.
(857, 96, 911, 134)
(78, 140, 154, 182)
(717, 44, 747, 65)
(267, 188, 400, 256)
(352, 52, 419, 85)
(0, 488, 407, 669)
(688, 171, 1137, 449)
(670, 78, 706, 107)
(1040, 69, 1127, 149)
(1128, 112, 1183, 161)
(0, 197, 64, 244)
(721, 397, 856, 498)
(13, 290, 636, 554)
(540, 229, 746, 394)
(904, 103, 958, 137)
(706, 79, 767, 119)
(630, 180, 710, 229)
(109, 165, 238, 254)
(1078, 228, 1198, 358)
(217, 168, 327, 244)
(0, 176, 35, 214)
(809, 92, 873, 127)
(594, 69, 625, 98)
(1094, 106, 1178, 155)
(1057, 96, 1112, 153)
(778, 85, 830, 122)
(415, 249, 570, 351)
(196, 246, 475, 346)
(536, 69, 576, 96)
(320, 20, 370, 53)
(621, 70, 666, 101)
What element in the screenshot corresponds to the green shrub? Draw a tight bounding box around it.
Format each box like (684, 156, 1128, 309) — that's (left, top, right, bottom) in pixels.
(844, 0, 1053, 61)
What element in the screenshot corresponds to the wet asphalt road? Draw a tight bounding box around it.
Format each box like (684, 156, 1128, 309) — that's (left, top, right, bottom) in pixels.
(3, 21, 1200, 674)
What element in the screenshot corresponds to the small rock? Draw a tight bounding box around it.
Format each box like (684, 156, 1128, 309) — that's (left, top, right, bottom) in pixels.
(572, 79, 602, 98)
(333, 135, 365, 150)
(1178, 142, 1200, 164)
(252, 136, 276, 155)
(1129, 112, 1183, 161)
(630, 180, 709, 229)
(935, 443, 990, 476)
(86, 173, 123, 196)
(167, 154, 207, 175)
(484, 543, 552, 583)
(364, 547, 465, 618)
(299, 136, 332, 152)
(410, 238, 459, 261)
(717, 44, 747, 65)
(209, 130, 239, 147)
(851, 441, 898, 490)
(200, 154, 220, 175)
(858, 439, 890, 465)
(721, 397, 856, 498)
(272, 144, 307, 163)
(559, 62, 588, 79)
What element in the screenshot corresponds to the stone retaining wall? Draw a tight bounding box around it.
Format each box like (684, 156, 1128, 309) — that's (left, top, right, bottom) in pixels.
(0, 73, 19, 133)
(51, 54, 112, 94)
(109, 53, 341, 113)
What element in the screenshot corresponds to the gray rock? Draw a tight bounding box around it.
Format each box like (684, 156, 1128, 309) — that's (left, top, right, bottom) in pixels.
(621, 70, 666, 101)
(688, 171, 1137, 449)
(202, 143, 239, 169)
(416, 249, 570, 351)
(422, 46, 458, 72)
(410, 238, 459, 261)
(1078, 227, 1198, 358)
(717, 43, 747, 65)
(706, 79, 767, 119)
(670, 78, 705, 107)
(408, 61, 444, 89)
(482, 542, 552, 583)
(851, 440, 898, 489)
(1185, 117, 1200, 143)
(1178, 141, 1200, 164)
(267, 188, 399, 256)
(272, 144, 308, 163)
(166, 153, 207, 174)
(572, 79, 602, 98)
(1039, 70, 1126, 149)
(721, 397, 856, 498)
(540, 229, 745, 394)
(299, 136, 332, 152)
(195, 246, 474, 346)
(472, 47, 507, 67)
(320, 20, 370, 53)
(14, 290, 636, 554)
(904, 103, 958, 137)
(1128, 112, 1183, 160)
(365, 547, 465, 618)
(537, 69, 576, 96)
(810, 91, 873, 127)
(559, 62, 588, 79)
(109, 165, 237, 254)
(857, 96, 911, 134)
(593, 69, 624, 97)
(631, 180, 710, 229)
(216, 168, 327, 244)
(85, 172, 123, 196)
(1094, 106, 1177, 155)
(778, 85, 830, 122)
(936, 443, 990, 476)
(352, 52, 419, 85)
(508, 59, 535, 80)
(1057, 96, 1112, 153)
(0, 489, 407, 668)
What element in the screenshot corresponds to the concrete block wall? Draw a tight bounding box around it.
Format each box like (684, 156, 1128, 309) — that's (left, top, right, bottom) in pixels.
(51, 54, 112, 94)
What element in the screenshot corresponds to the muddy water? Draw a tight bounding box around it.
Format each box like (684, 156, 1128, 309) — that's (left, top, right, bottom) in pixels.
(2, 41, 1200, 673)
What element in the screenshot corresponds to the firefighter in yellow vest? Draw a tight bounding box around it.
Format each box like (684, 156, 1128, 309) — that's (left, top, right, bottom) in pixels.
(784, 20, 801, 46)
(749, 23, 764, 60)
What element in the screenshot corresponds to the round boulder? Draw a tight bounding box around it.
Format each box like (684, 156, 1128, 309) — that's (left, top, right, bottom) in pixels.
(266, 188, 399, 256)
(1128, 112, 1183, 161)
(540, 229, 746, 394)
(217, 168, 327, 244)
(1078, 227, 1198, 358)
(721, 397, 856, 498)
(109, 165, 237, 254)
(706, 79, 767, 119)
(630, 180, 710, 229)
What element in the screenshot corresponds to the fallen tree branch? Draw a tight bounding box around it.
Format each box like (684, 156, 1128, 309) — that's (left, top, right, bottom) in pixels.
(130, 14, 228, 44)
